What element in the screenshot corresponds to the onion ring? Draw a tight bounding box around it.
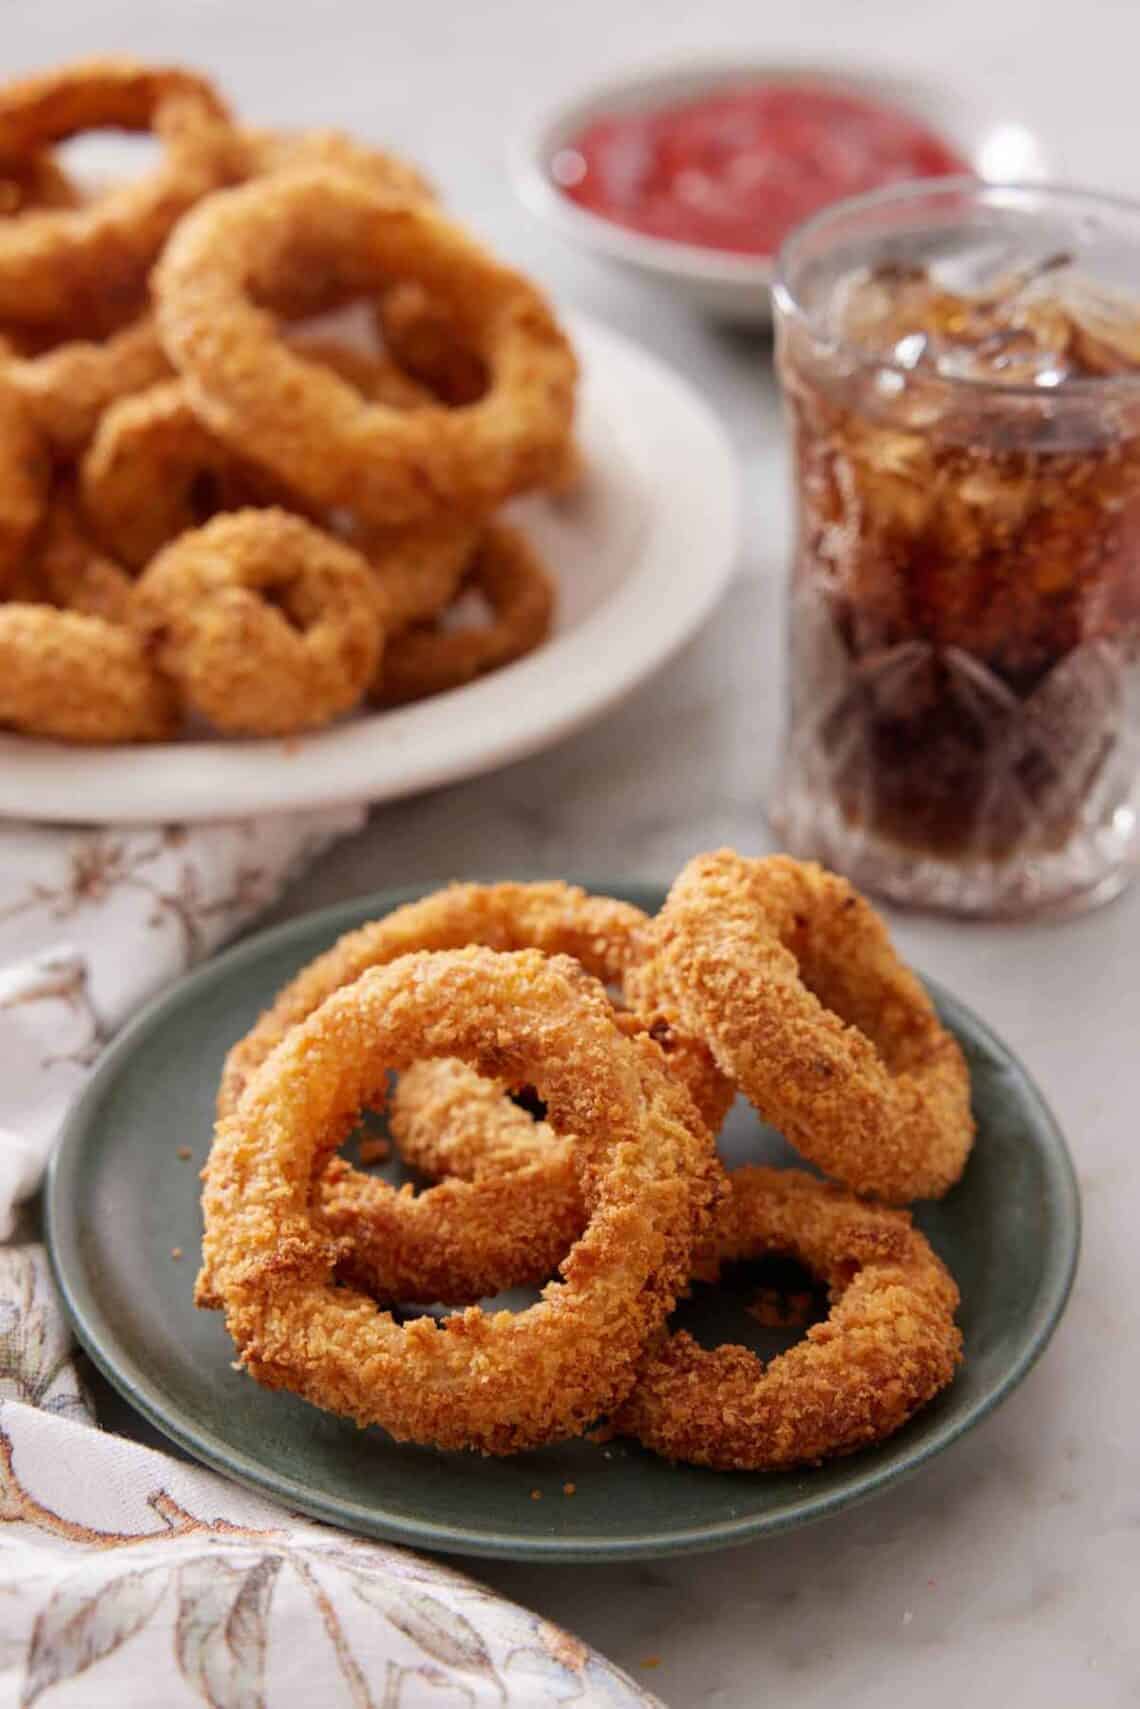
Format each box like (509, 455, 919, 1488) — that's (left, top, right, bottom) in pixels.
(369, 1057, 586, 1295)
(200, 945, 723, 1453)
(0, 602, 176, 742)
(154, 169, 578, 525)
(204, 881, 731, 1313)
(130, 507, 381, 736)
(378, 279, 488, 405)
(280, 341, 485, 630)
(379, 280, 583, 496)
(635, 850, 974, 1202)
(286, 334, 434, 411)
(80, 378, 294, 568)
(613, 1166, 961, 1470)
(0, 59, 237, 332)
(239, 126, 434, 207)
(0, 375, 50, 591)
(31, 485, 134, 621)
(218, 881, 660, 1119)
(0, 153, 80, 215)
(361, 514, 482, 631)
(369, 522, 554, 706)
(7, 315, 171, 456)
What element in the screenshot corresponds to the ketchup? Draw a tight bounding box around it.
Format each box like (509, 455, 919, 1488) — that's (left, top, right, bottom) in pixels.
(555, 83, 970, 256)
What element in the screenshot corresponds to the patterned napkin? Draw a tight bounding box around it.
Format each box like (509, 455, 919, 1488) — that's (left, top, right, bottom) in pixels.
(0, 815, 661, 1708)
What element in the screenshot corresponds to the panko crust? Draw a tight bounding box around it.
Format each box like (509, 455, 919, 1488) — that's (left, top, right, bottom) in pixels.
(216, 881, 654, 1118)
(216, 879, 729, 1125)
(30, 484, 134, 621)
(154, 169, 578, 526)
(199, 947, 723, 1454)
(0, 602, 176, 742)
(637, 850, 974, 1201)
(614, 1166, 962, 1470)
(81, 379, 292, 567)
(6, 315, 172, 456)
(0, 375, 49, 588)
(369, 521, 554, 705)
(130, 507, 382, 736)
(0, 59, 237, 332)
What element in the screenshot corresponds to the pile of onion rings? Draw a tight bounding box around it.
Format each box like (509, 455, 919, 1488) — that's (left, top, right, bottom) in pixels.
(0, 57, 574, 744)
(200, 853, 969, 1466)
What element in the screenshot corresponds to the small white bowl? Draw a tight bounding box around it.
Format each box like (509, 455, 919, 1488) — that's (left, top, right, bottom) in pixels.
(511, 59, 1050, 326)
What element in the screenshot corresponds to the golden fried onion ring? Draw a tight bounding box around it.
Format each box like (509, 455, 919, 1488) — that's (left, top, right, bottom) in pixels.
(32, 484, 134, 621)
(239, 126, 434, 207)
(200, 946, 722, 1453)
(155, 169, 577, 525)
(613, 1166, 961, 1469)
(0, 58, 236, 331)
(370, 522, 554, 706)
(130, 508, 382, 736)
(379, 280, 583, 496)
(7, 315, 171, 456)
(81, 379, 291, 568)
(203, 882, 730, 1313)
(0, 602, 175, 742)
(318, 1075, 586, 1306)
(215, 880, 709, 1119)
(0, 375, 49, 589)
(636, 851, 975, 1202)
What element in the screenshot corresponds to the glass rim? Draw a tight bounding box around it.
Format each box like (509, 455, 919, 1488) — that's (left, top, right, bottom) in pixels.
(773, 176, 1140, 399)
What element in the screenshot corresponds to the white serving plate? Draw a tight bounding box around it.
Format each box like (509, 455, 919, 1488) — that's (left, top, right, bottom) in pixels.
(0, 312, 739, 824)
(511, 59, 1050, 325)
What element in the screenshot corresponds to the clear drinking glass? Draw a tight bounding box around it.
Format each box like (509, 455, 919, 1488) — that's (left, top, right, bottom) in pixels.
(771, 181, 1140, 919)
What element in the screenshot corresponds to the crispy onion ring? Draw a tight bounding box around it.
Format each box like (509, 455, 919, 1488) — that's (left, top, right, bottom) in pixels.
(0, 59, 236, 331)
(80, 379, 294, 568)
(155, 169, 578, 525)
(7, 315, 171, 455)
(31, 485, 134, 621)
(379, 280, 583, 496)
(371, 1057, 586, 1296)
(378, 279, 488, 405)
(362, 514, 482, 631)
(0, 602, 175, 742)
(635, 850, 974, 1202)
(0, 153, 80, 214)
(200, 946, 722, 1453)
(370, 522, 554, 706)
(613, 1166, 961, 1469)
(204, 882, 731, 1313)
(239, 126, 434, 208)
(130, 508, 381, 736)
(0, 375, 49, 589)
(286, 334, 434, 411)
(318, 1078, 585, 1305)
(281, 341, 485, 630)
(218, 881, 665, 1118)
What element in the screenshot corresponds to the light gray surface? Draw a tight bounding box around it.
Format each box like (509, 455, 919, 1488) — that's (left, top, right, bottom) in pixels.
(26, 1, 1140, 1700)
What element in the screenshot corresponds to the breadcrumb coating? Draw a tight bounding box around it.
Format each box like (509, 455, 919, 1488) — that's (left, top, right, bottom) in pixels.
(614, 1166, 961, 1469)
(199, 947, 723, 1454)
(638, 850, 974, 1201)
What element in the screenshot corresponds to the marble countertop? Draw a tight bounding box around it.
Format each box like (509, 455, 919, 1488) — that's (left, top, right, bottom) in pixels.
(25, 0, 1140, 1699)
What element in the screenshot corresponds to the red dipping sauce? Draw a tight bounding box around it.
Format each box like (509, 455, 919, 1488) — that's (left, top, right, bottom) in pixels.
(555, 83, 970, 257)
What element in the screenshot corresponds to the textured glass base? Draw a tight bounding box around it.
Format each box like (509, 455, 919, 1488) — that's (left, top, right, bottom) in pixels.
(770, 772, 1139, 921)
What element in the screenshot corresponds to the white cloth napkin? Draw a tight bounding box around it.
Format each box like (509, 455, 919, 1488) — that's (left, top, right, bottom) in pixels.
(0, 816, 661, 1709)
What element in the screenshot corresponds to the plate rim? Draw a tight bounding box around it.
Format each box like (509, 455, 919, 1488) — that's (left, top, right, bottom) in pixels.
(1, 315, 740, 825)
(45, 880, 1082, 1562)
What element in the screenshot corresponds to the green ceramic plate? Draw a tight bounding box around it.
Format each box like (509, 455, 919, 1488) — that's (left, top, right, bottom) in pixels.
(46, 882, 1080, 1563)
